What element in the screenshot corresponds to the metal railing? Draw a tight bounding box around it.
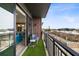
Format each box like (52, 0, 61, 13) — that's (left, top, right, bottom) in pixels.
(44, 32, 79, 56)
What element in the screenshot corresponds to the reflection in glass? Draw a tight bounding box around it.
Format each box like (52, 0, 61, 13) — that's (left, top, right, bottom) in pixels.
(0, 7, 14, 52)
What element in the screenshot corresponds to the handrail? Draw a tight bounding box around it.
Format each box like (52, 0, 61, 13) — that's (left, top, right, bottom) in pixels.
(44, 32, 79, 56)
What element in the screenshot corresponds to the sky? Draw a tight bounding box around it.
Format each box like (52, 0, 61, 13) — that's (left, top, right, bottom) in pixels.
(42, 3, 79, 29)
(0, 7, 14, 29)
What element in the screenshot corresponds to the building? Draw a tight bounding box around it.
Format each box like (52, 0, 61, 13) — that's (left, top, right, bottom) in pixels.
(0, 3, 50, 56)
(16, 3, 50, 56)
(0, 3, 79, 56)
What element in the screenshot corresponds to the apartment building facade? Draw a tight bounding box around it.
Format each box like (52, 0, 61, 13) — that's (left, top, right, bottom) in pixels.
(0, 3, 50, 56)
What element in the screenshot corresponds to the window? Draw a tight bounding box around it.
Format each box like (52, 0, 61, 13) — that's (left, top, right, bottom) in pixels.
(0, 6, 14, 52)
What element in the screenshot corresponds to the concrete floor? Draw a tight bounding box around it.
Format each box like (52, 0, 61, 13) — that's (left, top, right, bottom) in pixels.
(16, 41, 26, 56)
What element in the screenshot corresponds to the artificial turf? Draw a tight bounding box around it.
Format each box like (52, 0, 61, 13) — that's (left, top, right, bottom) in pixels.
(22, 39, 46, 56)
(0, 46, 15, 56)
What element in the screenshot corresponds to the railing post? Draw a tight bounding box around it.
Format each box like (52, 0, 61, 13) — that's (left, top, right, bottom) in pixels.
(46, 33, 48, 48)
(0, 36, 1, 48)
(9, 34, 10, 47)
(53, 39, 55, 56)
(44, 32, 47, 48)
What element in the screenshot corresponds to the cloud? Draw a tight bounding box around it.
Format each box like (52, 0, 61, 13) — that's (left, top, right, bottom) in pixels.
(64, 16, 75, 23)
(53, 3, 79, 13)
(42, 4, 79, 29)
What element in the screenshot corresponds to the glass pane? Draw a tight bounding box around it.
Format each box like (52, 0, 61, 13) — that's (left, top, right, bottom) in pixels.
(0, 6, 14, 56)
(16, 5, 26, 56)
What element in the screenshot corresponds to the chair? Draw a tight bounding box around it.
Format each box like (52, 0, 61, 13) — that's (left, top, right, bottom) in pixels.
(30, 34, 39, 47)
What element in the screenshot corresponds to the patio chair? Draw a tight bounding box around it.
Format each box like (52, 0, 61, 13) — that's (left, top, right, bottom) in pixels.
(30, 34, 39, 48)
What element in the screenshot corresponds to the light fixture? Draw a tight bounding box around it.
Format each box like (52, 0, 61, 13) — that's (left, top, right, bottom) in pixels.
(18, 24, 20, 27)
(22, 24, 24, 27)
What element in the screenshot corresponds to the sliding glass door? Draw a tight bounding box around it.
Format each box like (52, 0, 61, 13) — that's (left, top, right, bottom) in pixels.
(16, 5, 27, 56)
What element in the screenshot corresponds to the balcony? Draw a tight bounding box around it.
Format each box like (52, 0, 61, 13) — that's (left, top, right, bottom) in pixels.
(1, 3, 79, 56)
(22, 39, 46, 56)
(19, 31, 79, 56)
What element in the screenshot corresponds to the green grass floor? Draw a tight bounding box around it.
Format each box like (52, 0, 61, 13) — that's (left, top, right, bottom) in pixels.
(22, 39, 46, 56)
(0, 46, 15, 56)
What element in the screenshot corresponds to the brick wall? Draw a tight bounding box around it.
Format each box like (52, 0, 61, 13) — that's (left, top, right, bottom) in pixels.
(33, 17, 42, 39)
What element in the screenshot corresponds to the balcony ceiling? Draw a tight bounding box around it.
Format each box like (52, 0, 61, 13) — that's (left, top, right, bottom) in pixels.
(24, 3, 50, 18)
(16, 9, 25, 23)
